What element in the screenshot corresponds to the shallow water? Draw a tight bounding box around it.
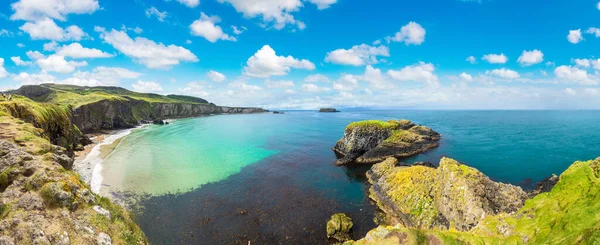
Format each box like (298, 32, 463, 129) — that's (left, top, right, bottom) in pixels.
(100, 110, 600, 244)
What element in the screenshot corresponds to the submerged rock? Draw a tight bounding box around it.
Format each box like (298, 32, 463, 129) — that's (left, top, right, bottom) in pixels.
(320, 108, 340, 113)
(326, 213, 353, 242)
(332, 120, 441, 165)
(367, 157, 528, 231)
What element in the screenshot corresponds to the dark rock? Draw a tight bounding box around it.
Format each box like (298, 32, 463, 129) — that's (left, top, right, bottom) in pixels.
(319, 108, 340, 113)
(272, 111, 285, 114)
(530, 174, 559, 197)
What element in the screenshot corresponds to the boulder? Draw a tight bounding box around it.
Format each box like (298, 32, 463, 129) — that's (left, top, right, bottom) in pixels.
(530, 174, 559, 197)
(367, 157, 528, 231)
(332, 120, 440, 165)
(326, 213, 353, 242)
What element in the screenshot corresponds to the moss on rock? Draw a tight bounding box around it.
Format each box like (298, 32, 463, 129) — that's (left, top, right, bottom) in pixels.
(327, 213, 354, 242)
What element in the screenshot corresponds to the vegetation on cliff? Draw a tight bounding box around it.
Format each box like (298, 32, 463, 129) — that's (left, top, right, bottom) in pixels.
(333, 120, 440, 165)
(346, 157, 600, 244)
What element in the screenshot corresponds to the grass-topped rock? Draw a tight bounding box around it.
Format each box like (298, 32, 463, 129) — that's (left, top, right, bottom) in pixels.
(326, 213, 353, 242)
(332, 120, 440, 165)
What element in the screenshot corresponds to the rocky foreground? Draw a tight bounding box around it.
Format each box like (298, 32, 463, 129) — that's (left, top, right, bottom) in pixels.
(332, 120, 440, 165)
(331, 120, 600, 244)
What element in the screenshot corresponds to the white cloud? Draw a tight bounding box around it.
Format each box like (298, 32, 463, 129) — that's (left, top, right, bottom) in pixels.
(190, 13, 237, 43)
(228, 81, 263, 91)
(307, 0, 337, 9)
(60, 66, 142, 86)
(555, 65, 598, 85)
(305, 74, 331, 83)
(216, 0, 305, 30)
(0, 59, 8, 79)
(146, 7, 168, 22)
(482, 53, 508, 64)
(361, 65, 391, 89)
(301, 83, 330, 93)
(597, 2, 600, 10)
(284, 89, 295, 94)
(265, 79, 294, 88)
(386, 22, 426, 45)
(231, 25, 246, 35)
(573, 58, 591, 68)
(11, 56, 32, 66)
(180, 82, 210, 97)
(12, 72, 56, 85)
(333, 74, 359, 91)
(20, 18, 87, 41)
(244, 45, 315, 78)
(186, 40, 192, 44)
(325, 44, 390, 66)
(175, 0, 200, 8)
(10, 0, 100, 21)
(36, 54, 87, 73)
(487, 68, 520, 79)
(132, 80, 164, 92)
(207, 70, 226, 82)
(564, 88, 577, 96)
(460, 72, 473, 81)
(26, 51, 45, 60)
(586, 27, 600, 37)
(387, 62, 439, 87)
(466, 56, 477, 64)
(56, 43, 113, 58)
(99, 29, 199, 69)
(568, 29, 583, 44)
(0, 29, 13, 37)
(43, 41, 58, 51)
(517, 50, 544, 66)
(17, 43, 26, 48)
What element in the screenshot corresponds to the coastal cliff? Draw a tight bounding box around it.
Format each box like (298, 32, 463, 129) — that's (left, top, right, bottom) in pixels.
(332, 120, 440, 165)
(0, 100, 147, 244)
(14, 84, 267, 132)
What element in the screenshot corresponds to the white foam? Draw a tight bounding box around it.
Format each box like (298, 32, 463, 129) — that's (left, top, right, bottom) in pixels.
(85, 128, 135, 194)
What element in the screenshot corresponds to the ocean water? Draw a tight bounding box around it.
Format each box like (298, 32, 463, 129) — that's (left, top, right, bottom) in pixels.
(100, 110, 600, 244)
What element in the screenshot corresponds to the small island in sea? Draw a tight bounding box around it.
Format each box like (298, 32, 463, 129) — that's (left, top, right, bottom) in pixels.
(320, 108, 340, 113)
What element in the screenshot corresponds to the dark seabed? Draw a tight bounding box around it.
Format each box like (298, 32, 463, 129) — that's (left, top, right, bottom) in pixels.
(100, 110, 600, 244)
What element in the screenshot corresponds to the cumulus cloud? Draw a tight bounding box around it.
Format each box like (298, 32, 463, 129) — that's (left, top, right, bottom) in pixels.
(0, 59, 8, 79)
(466, 56, 477, 64)
(387, 62, 439, 87)
(55, 43, 113, 58)
(217, 0, 304, 30)
(568, 29, 583, 44)
(305, 74, 331, 83)
(19, 18, 87, 41)
(333, 74, 359, 91)
(555, 65, 598, 85)
(386, 22, 426, 45)
(132, 80, 164, 92)
(571, 58, 600, 70)
(146, 7, 168, 22)
(564, 88, 577, 96)
(60, 67, 142, 86)
(482, 53, 508, 64)
(11, 56, 32, 66)
(360, 65, 391, 89)
(264, 79, 295, 88)
(307, 0, 337, 9)
(325, 44, 390, 66)
(180, 82, 211, 97)
(231, 25, 246, 35)
(207, 70, 226, 82)
(517, 50, 544, 66)
(301, 83, 330, 93)
(12, 71, 56, 85)
(99, 29, 198, 69)
(0, 29, 13, 37)
(43, 41, 58, 51)
(174, 0, 200, 8)
(36, 54, 87, 73)
(10, 0, 100, 21)
(190, 13, 237, 43)
(26, 51, 45, 60)
(460, 72, 473, 81)
(586, 27, 600, 37)
(487, 68, 520, 79)
(244, 45, 315, 78)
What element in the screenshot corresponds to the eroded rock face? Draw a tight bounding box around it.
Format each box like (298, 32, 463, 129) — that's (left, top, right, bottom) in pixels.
(326, 213, 353, 242)
(367, 157, 528, 231)
(332, 120, 440, 165)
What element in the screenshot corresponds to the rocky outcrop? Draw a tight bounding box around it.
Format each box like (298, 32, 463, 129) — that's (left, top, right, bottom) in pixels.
(367, 157, 528, 231)
(326, 213, 353, 242)
(332, 120, 440, 165)
(71, 99, 267, 132)
(320, 108, 340, 113)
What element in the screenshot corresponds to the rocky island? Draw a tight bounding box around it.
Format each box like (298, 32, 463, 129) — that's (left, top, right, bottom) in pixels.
(332, 120, 441, 165)
(332, 120, 600, 244)
(0, 84, 268, 244)
(319, 108, 340, 113)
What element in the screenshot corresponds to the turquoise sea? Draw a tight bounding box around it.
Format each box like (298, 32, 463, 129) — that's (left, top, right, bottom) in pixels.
(100, 110, 600, 244)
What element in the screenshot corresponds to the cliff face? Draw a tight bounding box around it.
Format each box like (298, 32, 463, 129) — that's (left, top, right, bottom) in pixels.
(71, 99, 267, 132)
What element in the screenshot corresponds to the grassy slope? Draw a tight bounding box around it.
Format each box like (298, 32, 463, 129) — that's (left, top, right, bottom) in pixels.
(29, 84, 209, 108)
(351, 158, 600, 245)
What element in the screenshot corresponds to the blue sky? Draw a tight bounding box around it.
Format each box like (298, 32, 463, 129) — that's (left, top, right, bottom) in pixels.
(1, 0, 600, 109)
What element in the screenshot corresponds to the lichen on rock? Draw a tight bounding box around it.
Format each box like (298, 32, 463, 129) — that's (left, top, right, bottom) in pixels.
(332, 120, 440, 165)
(326, 213, 353, 242)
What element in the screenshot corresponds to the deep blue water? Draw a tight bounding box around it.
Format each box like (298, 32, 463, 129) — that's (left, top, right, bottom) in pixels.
(117, 110, 600, 244)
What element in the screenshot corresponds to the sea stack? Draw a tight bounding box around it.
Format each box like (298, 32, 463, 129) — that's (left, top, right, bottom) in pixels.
(319, 108, 340, 113)
(332, 120, 441, 165)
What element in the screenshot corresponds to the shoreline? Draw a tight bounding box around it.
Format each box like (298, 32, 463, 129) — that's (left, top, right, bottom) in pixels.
(74, 127, 142, 194)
